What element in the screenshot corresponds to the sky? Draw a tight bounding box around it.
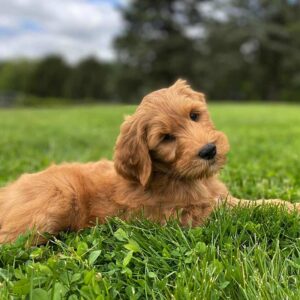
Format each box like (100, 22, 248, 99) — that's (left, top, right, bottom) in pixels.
(0, 0, 125, 63)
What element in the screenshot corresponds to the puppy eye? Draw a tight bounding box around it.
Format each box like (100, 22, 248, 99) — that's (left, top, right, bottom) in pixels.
(162, 134, 175, 142)
(190, 112, 200, 122)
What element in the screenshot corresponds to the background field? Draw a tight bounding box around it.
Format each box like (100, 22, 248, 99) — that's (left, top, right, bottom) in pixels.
(0, 104, 300, 299)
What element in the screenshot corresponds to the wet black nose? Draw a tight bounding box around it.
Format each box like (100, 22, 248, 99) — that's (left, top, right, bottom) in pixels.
(198, 143, 217, 160)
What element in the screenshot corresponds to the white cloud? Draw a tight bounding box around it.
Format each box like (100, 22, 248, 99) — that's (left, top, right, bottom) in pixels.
(0, 0, 123, 63)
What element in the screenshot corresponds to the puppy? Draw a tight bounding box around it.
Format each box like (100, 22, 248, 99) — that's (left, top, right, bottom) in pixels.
(0, 79, 299, 244)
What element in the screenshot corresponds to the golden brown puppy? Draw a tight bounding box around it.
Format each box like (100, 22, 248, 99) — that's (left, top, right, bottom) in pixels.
(0, 79, 299, 244)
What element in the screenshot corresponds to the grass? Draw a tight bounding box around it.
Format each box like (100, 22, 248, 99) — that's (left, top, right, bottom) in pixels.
(0, 103, 300, 299)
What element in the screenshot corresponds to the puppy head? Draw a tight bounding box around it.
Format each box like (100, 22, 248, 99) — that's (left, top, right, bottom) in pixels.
(114, 79, 230, 186)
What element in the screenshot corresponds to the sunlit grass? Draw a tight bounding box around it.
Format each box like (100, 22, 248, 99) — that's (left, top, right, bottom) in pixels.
(0, 103, 300, 299)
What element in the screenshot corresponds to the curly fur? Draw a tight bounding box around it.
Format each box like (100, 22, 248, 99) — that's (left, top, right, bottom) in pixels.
(0, 79, 299, 244)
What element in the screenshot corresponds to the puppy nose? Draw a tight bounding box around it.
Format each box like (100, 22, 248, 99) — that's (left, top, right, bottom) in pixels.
(198, 143, 217, 160)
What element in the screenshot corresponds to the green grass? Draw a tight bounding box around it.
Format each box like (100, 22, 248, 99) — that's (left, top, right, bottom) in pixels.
(0, 103, 300, 299)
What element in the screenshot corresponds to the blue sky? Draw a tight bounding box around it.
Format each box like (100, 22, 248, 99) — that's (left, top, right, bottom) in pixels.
(0, 0, 126, 63)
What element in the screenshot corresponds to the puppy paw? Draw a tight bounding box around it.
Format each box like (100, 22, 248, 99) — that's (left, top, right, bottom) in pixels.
(295, 203, 300, 213)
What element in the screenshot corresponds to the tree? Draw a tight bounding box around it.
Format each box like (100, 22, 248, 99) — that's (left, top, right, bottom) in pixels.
(115, 0, 204, 102)
(115, 0, 300, 101)
(202, 0, 300, 100)
(65, 57, 112, 101)
(27, 55, 71, 98)
(0, 60, 35, 93)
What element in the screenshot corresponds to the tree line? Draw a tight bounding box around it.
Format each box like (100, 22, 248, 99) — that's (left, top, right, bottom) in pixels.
(0, 57, 114, 104)
(0, 0, 299, 104)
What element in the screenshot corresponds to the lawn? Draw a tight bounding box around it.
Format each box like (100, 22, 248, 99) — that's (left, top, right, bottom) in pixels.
(0, 103, 300, 299)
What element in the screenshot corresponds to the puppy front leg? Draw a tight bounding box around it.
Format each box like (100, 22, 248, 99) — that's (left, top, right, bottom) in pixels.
(180, 203, 214, 227)
(219, 195, 300, 213)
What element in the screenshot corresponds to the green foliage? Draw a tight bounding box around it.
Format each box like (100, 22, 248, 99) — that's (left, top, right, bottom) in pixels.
(114, 0, 201, 102)
(65, 57, 112, 101)
(115, 0, 300, 102)
(0, 56, 114, 105)
(204, 0, 300, 101)
(1, 1, 300, 104)
(1, 211, 300, 299)
(27, 55, 71, 98)
(0, 104, 300, 298)
(0, 60, 35, 92)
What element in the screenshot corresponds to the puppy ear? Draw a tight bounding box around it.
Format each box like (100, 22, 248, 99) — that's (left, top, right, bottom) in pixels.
(114, 114, 152, 187)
